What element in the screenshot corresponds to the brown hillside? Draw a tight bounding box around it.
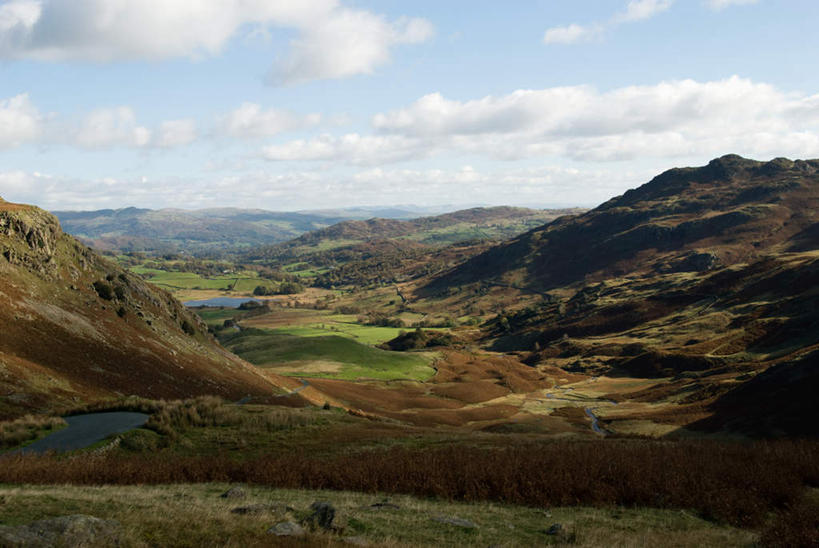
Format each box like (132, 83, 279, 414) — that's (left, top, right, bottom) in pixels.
(429, 155, 819, 292)
(0, 199, 284, 419)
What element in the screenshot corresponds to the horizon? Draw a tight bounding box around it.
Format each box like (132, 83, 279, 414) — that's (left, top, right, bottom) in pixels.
(2, 1, 819, 211)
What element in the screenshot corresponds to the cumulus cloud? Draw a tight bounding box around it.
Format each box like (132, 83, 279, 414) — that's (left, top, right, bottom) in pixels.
(0, 94, 199, 149)
(271, 12, 433, 84)
(0, 93, 41, 148)
(0, 0, 433, 84)
(706, 0, 758, 9)
(220, 103, 321, 138)
(72, 106, 151, 148)
(156, 119, 197, 148)
(0, 164, 641, 211)
(260, 76, 819, 165)
(544, 0, 673, 45)
(542, 24, 600, 45)
(261, 133, 427, 165)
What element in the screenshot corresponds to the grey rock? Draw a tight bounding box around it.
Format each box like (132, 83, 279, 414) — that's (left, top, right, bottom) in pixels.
(231, 503, 293, 515)
(303, 501, 336, 530)
(546, 523, 564, 535)
(220, 486, 246, 499)
(267, 521, 305, 537)
(432, 515, 477, 529)
(369, 501, 400, 511)
(0, 514, 120, 547)
(343, 536, 370, 546)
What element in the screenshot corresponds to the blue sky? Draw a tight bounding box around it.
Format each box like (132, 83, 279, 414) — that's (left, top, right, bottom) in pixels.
(1, 0, 819, 211)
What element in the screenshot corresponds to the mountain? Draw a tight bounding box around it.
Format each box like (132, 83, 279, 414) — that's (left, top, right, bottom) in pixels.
(50, 205, 488, 255)
(430, 155, 819, 292)
(0, 198, 282, 419)
(51, 207, 352, 254)
(415, 156, 819, 437)
(246, 206, 584, 264)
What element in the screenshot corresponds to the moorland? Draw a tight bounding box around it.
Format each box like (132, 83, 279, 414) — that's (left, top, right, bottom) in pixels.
(1, 155, 818, 546)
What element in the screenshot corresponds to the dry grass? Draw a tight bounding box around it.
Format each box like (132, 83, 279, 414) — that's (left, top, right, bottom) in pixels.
(0, 415, 66, 450)
(0, 439, 816, 533)
(0, 483, 757, 547)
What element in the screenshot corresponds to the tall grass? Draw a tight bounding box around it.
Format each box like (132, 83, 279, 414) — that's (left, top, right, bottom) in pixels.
(66, 395, 318, 439)
(1, 439, 816, 531)
(0, 415, 66, 450)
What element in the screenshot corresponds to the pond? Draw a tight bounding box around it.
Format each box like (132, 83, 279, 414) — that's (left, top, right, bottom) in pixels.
(15, 412, 150, 455)
(183, 297, 263, 308)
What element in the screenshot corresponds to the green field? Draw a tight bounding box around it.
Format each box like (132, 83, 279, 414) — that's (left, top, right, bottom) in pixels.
(219, 328, 435, 381)
(126, 266, 277, 293)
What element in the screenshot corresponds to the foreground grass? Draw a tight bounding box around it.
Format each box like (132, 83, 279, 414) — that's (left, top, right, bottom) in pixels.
(0, 483, 757, 547)
(220, 328, 435, 381)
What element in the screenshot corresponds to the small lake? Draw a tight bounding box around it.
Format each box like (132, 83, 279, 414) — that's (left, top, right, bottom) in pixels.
(183, 297, 262, 308)
(14, 412, 150, 455)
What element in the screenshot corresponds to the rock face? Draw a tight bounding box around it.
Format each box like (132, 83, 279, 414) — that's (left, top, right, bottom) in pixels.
(0, 197, 285, 419)
(0, 203, 63, 277)
(0, 514, 120, 547)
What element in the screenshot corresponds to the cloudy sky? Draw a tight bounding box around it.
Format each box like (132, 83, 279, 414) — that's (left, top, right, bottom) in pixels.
(1, 0, 818, 211)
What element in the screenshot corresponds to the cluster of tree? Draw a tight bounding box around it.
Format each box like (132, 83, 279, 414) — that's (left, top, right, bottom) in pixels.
(252, 281, 305, 296)
(358, 312, 404, 328)
(380, 328, 455, 351)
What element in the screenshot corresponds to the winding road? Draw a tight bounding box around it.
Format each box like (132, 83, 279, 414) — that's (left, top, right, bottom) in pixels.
(13, 412, 149, 455)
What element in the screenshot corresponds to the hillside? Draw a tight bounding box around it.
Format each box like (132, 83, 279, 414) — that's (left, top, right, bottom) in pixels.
(0, 198, 283, 419)
(245, 206, 583, 277)
(407, 156, 819, 437)
(430, 155, 818, 292)
(52, 205, 457, 255)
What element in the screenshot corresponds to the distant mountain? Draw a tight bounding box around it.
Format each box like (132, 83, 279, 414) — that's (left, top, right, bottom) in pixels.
(51, 205, 464, 255)
(246, 206, 585, 264)
(0, 197, 283, 419)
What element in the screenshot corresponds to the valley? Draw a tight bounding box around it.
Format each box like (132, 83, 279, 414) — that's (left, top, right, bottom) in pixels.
(2, 156, 819, 546)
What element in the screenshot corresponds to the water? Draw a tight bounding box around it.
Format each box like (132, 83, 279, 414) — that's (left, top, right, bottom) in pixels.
(14, 412, 150, 455)
(183, 297, 262, 308)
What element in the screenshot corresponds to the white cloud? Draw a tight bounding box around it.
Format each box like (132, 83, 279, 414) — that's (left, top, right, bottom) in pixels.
(542, 24, 599, 45)
(0, 0, 433, 84)
(72, 106, 151, 148)
(271, 11, 433, 84)
(0, 164, 642, 211)
(0, 93, 41, 148)
(616, 0, 674, 22)
(220, 103, 320, 138)
(261, 133, 427, 165)
(156, 119, 197, 148)
(706, 0, 758, 10)
(258, 76, 819, 165)
(544, 0, 673, 45)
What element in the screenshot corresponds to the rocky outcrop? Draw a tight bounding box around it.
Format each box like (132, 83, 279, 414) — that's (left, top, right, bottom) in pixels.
(1, 200, 63, 277)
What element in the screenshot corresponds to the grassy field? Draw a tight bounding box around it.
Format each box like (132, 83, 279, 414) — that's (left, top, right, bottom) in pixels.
(219, 328, 435, 381)
(0, 483, 757, 547)
(129, 267, 276, 293)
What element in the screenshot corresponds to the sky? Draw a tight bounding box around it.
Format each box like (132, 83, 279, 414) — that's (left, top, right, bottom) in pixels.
(2, 0, 819, 212)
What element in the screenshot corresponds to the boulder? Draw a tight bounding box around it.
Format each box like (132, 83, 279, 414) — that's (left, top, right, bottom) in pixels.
(220, 486, 246, 499)
(431, 515, 477, 529)
(267, 521, 305, 537)
(0, 515, 120, 547)
(303, 501, 336, 530)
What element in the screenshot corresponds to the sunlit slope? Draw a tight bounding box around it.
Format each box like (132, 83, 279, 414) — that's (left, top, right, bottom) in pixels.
(0, 198, 284, 419)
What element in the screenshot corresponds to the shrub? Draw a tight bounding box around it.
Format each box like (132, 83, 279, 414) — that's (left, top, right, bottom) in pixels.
(92, 280, 114, 300)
